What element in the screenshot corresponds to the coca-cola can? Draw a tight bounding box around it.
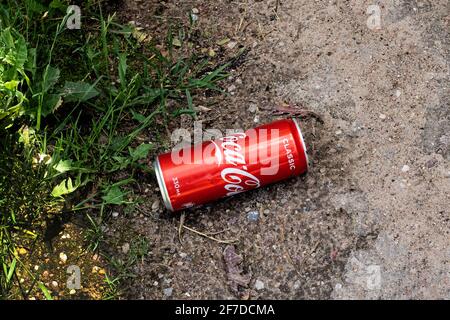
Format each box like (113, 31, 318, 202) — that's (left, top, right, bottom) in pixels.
(153, 118, 309, 211)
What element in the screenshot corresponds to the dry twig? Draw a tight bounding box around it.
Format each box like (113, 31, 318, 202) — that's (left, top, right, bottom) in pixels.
(180, 225, 239, 244)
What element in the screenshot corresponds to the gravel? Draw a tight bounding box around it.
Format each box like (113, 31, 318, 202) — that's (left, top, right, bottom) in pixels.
(122, 243, 130, 254)
(163, 288, 173, 297)
(254, 280, 265, 291)
(59, 252, 67, 263)
(247, 211, 260, 222)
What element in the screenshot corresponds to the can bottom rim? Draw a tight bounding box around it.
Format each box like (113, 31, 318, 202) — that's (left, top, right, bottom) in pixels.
(153, 157, 174, 212)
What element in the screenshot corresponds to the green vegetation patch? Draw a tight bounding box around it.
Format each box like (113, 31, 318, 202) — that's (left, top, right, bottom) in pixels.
(0, 0, 229, 299)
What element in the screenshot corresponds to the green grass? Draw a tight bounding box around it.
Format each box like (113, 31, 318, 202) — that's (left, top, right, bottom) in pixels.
(0, 0, 228, 299)
(102, 235, 150, 299)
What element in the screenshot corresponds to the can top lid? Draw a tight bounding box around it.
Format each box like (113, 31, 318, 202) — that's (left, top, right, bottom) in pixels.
(292, 118, 309, 171)
(153, 157, 174, 212)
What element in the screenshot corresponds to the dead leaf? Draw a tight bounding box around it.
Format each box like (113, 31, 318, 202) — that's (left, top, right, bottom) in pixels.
(223, 245, 251, 297)
(217, 38, 231, 46)
(208, 48, 216, 57)
(172, 38, 182, 47)
(272, 102, 323, 123)
(131, 27, 151, 43)
(194, 105, 211, 112)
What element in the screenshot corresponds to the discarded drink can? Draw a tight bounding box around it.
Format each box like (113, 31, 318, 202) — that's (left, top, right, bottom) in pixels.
(153, 118, 309, 211)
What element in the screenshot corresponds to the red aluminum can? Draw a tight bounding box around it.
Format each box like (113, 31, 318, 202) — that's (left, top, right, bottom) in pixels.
(154, 118, 308, 211)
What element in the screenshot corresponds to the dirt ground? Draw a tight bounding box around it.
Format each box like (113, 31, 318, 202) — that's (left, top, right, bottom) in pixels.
(105, 0, 449, 299)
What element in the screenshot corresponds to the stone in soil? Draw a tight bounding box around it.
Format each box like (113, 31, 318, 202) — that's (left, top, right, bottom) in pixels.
(254, 280, 265, 291)
(247, 211, 260, 222)
(163, 288, 173, 297)
(59, 252, 67, 263)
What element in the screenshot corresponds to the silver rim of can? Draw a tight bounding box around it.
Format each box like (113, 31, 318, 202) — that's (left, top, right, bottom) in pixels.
(292, 118, 310, 171)
(153, 157, 174, 212)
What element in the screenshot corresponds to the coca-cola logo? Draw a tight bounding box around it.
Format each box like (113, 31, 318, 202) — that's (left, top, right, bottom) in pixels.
(216, 133, 261, 196)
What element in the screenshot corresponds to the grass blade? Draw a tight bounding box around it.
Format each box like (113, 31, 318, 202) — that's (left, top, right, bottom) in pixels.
(38, 282, 53, 300)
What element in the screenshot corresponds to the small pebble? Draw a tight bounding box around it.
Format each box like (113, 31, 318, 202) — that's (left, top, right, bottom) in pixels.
(190, 13, 198, 22)
(59, 252, 67, 263)
(51, 281, 58, 288)
(335, 130, 342, 135)
(379, 113, 387, 120)
(248, 104, 258, 113)
(247, 211, 260, 222)
(151, 200, 160, 211)
(401, 165, 410, 172)
(34, 265, 39, 271)
(227, 84, 236, 92)
(191, 8, 199, 14)
(425, 158, 437, 168)
(163, 287, 173, 297)
(254, 280, 265, 290)
(122, 243, 130, 254)
(227, 41, 237, 49)
(69, 289, 76, 295)
(112, 211, 119, 218)
(395, 89, 401, 98)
